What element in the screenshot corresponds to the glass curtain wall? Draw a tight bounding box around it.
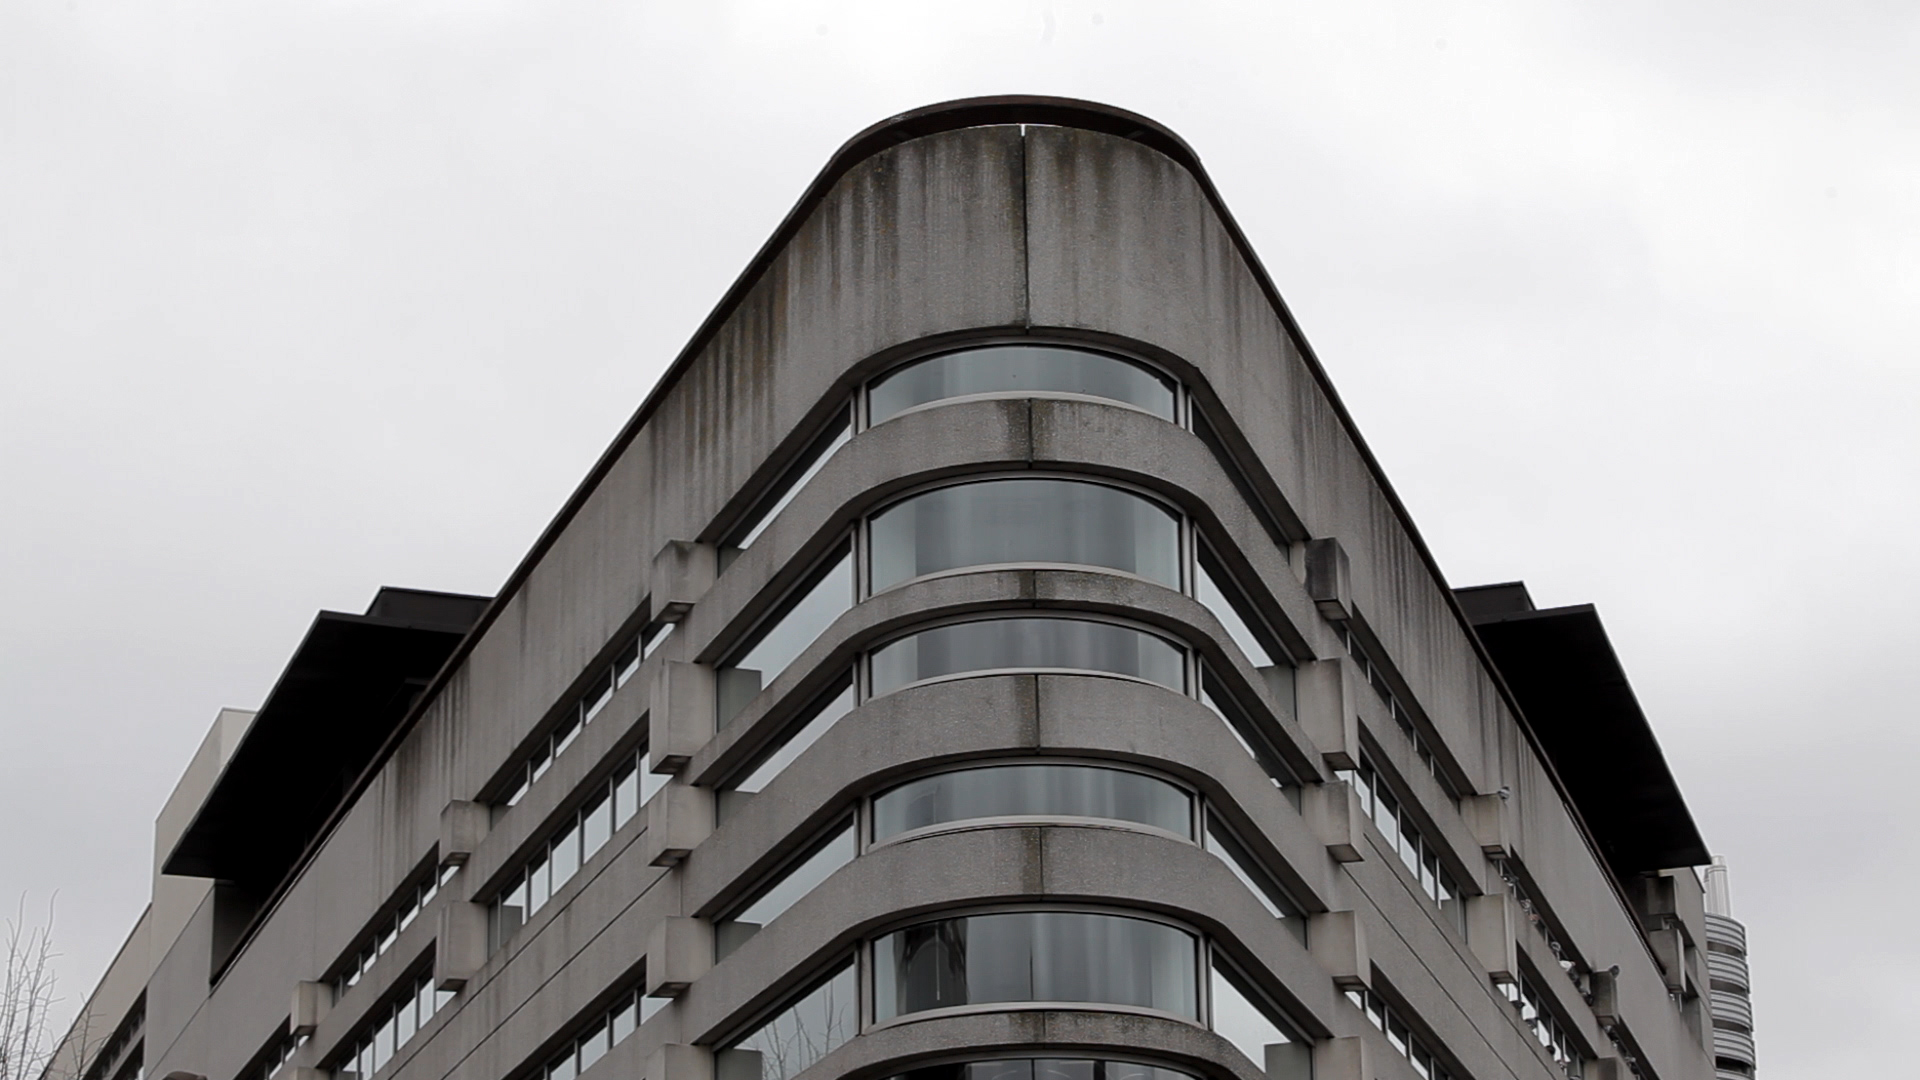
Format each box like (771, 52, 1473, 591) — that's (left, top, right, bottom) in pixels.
(870, 618, 1184, 696)
(869, 479, 1179, 592)
(873, 911, 1198, 1021)
(872, 764, 1192, 842)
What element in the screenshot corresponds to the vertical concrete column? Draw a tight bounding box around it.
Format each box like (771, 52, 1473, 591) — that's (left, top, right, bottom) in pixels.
(652, 541, 718, 624)
(647, 917, 713, 997)
(435, 902, 488, 992)
(289, 980, 328, 1036)
(1295, 659, 1360, 772)
(1462, 794, 1511, 858)
(652, 1045, 716, 1080)
(1306, 1036, 1368, 1080)
(1304, 780, 1366, 863)
(645, 782, 714, 866)
(1308, 911, 1369, 990)
(1304, 539, 1354, 622)
(439, 800, 488, 868)
(650, 661, 716, 772)
(1467, 891, 1519, 984)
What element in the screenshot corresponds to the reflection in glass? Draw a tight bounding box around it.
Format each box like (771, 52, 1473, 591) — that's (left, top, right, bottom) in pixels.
(869, 345, 1177, 425)
(1209, 962, 1306, 1078)
(1204, 816, 1305, 942)
(873, 765, 1192, 841)
(869, 619, 1184, 697)
(870, 479, 1180, 591)
(719, 679, 856, 821)
(873, 912, 1197, 1020)
(717, 961, 857, 1080)
(716, 823, 856, 959)
(1193, 554, 1271, 669)
(889, 1062, 1198, 1080)
(718, 549, 854, 726)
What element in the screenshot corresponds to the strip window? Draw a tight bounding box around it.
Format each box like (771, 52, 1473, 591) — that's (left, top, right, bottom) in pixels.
(84, 1002, 145, 1080)
(715, 819, 857, 961)
(1345, 988, 1465, 1080)
(1203, 814, 1306, 943)
(490, 746, 659, 949)
(500, 618, 669, 811)
(331, 862, 458, 1000)
(1501, 977, 1584, 1076)
(1207, 955, 1311, 1080)
(1339, 628, 1458, 800)
(1498, 860, 1591, 994)
(716, 958, 858, 1080)
(713, 909, 1312, 1080)
(722, 403, 854, 570)
(865, 343, 1179, 427)
(1198, 663, 1301, 806)
(1337, 756, 1466, 933)
(331, 973, 453, 1080)
(528, 982, 663, 1080)
(241, 1029, 306, 1080)
(716, 541, 855, 727)
(717, 676, 855, 822)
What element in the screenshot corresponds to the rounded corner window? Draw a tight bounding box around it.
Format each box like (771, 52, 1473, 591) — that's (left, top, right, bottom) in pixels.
(868, 344, 1177, 426)
(872, 763, 1195, 843)
(869, 478, 1181, 593)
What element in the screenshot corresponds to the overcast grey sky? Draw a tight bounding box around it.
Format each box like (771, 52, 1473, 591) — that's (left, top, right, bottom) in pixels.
(2, 1, 1913, 1074)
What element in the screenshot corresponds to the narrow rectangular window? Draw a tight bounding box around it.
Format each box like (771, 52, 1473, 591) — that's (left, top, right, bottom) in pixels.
(718, 677, 856, 821)
(716, 960, 858, 1080)
(1204, 815, 1306, 943)
(1208, 958, 1308, 1080)
(716, 544, 854, 727)
(722, 406, 853, 569)
(715, 821, 856, 960)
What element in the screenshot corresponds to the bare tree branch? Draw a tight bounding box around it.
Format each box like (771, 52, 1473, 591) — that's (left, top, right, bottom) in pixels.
(0, 898, 61, 1080)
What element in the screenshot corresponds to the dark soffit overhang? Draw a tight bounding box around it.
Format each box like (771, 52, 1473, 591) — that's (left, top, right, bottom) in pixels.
(162, 590, 488, 893)
(1465, 601, 1711, 876)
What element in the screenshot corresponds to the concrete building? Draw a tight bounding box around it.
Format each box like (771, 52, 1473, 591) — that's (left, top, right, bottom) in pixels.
(53, 97, 1733, 1080)
(1699, 861, 1756, 1079)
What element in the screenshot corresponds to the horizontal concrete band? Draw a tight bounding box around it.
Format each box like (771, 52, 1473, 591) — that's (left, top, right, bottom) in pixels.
(681, 824, 1340, 1051)
(777, 1008, 1270, 1080)
(686, 670, 1336, 921)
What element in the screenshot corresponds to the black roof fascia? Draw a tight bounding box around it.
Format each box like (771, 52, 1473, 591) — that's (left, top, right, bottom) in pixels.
(1465, 602, 1711, 876)
(162, 592, 487, 893)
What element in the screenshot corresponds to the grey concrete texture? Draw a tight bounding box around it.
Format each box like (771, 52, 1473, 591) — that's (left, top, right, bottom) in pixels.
(682, 671, 1334, 923)
(679, 824, 1335, 1048)
(774, 1010, 1270, 1080)
(123, 114, 1714, 1080)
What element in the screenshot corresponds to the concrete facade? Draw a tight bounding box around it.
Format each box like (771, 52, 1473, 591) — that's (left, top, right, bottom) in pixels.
(55, 98, 1724, 1080)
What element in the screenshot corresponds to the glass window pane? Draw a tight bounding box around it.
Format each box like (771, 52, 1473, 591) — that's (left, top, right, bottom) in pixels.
(613, 760, 639, 828)
(733, 416, 853, 553)
(609, 991, 637, 1043)
(727, 680, 856, 802)
(720, 961, 857, 1080)
(1209, 964, 1296, 1070)
(874, 912, 1196, 1020)
(582, 788, 613, 859)
(870, 618, 1184, 697)
(873, 765, 1191, 840)
(869, 480, 1180, 591)
(717, 824, 857, 960)
(576, 1018, 608, 1070)
(1193, 556, 1272, 669)
(582, 671, 614, 723)
(869, 345, 1176, 425)
(718, 550, 854, 726)
(1204, 818, 1303, 937)
(550, 822, 581, 892)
